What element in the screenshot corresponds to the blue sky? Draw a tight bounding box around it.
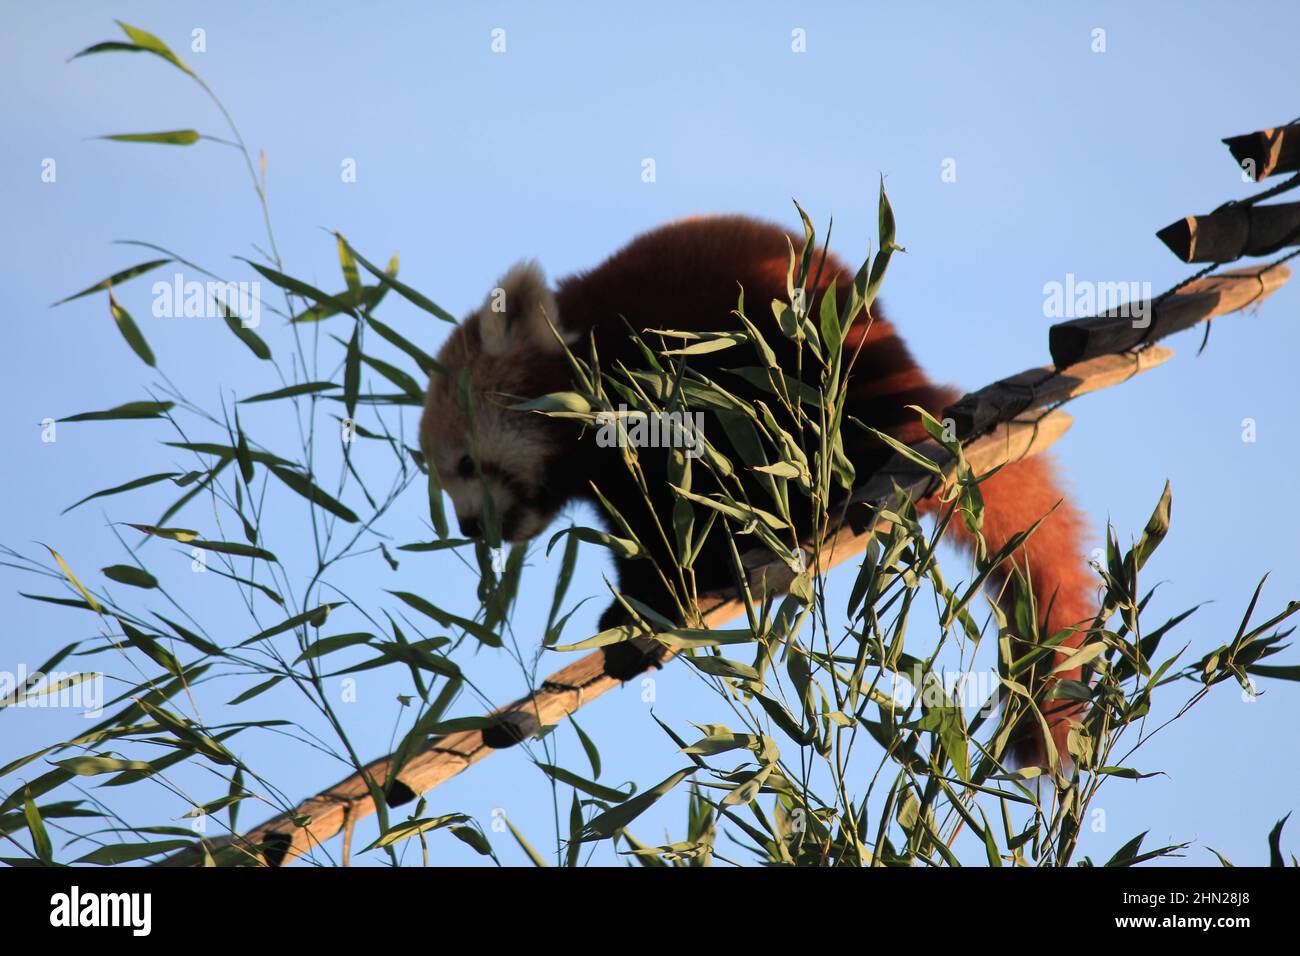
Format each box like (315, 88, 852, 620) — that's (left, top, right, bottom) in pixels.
(2, 1, 1297, 866)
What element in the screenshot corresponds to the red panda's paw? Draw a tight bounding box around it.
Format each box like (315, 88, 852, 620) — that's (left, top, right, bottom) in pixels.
(599, 630, 668, 682)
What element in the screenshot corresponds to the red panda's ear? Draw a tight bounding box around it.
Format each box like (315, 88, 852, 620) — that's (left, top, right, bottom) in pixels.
(478, 260, 568, 355)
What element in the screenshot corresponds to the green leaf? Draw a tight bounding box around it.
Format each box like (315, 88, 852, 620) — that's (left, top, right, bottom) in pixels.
(546, 525, 644, 561)
(23, 797, 53, 864)
(504, 817, 549, 867)
(425, 715, 501, 734)
(365, 315, 445, 376)
(510, 391, 592, 413)
(426, 462, 449, 539)
(343, 321, 361, 418)
(865, 176, 901, 309)
(127, 523, 199, 542)
(101, 564, 157, 589)
(237, 259, 357, 316)
(51, 258, 171, 306)
(62, 472, 178, 514)
(266, 464, 359, 523)
(108, 290, 155, 367)
(42, 545, 102, 614)
(191, 539, 278, 561)
(1105, 831, 1149, 867)
(337, 233, 361, 297)
(338, 235, 457, 322)
(294, 632, 374, 663)
(117, 617, 183, 677)
(655, 628, 757, 650)
(396, 539, 472, 553)
(239, 382, 338, 404)
(535, 764, 632, 803)
(239, 604, 339, 646)
(387, 591, 502, 647)
(581, 768, 693, 842)
(1269, 813, 1291, 867)
(366, 814, 469, 851)
(227, 676, 284, 706)
(75, 839, 193, 865)
(113, 21, 195, 75)
(358, 351, 422, 399)
(451, 825, 493, 856)
(59, 400, 173, 423)
(1135, 481, 1172, 571)
(54, 756, 155, 776)
(570, 717, 602, 779)
(222, 308, 272, 359)
(100, 129, 200, 145)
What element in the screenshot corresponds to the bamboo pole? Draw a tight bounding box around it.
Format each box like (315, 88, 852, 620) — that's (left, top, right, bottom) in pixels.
(1223, 123, 1300, 182)
(1048, 263, 1290, 368)
(1157, 202, 1300, 263)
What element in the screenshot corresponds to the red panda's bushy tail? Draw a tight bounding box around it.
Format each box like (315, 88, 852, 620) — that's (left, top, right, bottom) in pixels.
(916, 451, 1097, 769)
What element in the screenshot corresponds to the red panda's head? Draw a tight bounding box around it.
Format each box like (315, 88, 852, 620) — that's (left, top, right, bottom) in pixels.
(419, 261, 580, 544)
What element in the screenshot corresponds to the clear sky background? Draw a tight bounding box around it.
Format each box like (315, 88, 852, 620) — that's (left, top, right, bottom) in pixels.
(2, 1, 1297, 867)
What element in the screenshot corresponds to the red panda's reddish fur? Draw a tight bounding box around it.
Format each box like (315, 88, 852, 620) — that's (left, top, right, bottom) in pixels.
(425, 215, 1097, 768)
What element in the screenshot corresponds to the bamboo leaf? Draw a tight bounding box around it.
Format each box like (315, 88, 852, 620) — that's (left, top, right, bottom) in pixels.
(108, 290, 155, 366)
(237, 259, 357, 316)
(338, 235, 457, 322)
(239, 382, 338, 404)
(112, 21, 195, 75)
(74, 840, 193, 865)
(535, 764, 632, 802)
(101, 564, 157, 589)
(23, 797, 53, 865)
(387, 591, 502, 647)
(581, 768, 693, 841)
(239, 604, 339, 646)
(266, 464, 359, 523)
(54, 756, 155, 776)
(42, 545, 102, 614)
(60, 400, 174, 423)
(343, 321, 361, 417)
(100, 129, 200, 145)
(51, 258, 171, 306)
(127, 523, 199, 542)
(62, 472, 178, 514)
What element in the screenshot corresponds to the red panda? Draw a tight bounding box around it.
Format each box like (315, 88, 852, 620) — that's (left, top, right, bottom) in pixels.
(419, 215, 1096, 768)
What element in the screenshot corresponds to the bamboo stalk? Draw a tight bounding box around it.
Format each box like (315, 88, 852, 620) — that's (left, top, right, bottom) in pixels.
(1223, 123, 1300, 182)
(1157, 201, 1300, 263)
(1048, 263, 1290, 368)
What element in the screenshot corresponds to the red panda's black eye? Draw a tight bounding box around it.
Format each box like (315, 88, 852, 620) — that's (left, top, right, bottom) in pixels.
(456, 455, 475, 478)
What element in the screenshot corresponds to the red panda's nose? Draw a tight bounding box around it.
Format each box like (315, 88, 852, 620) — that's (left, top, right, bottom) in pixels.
(458, 515, 483, 538)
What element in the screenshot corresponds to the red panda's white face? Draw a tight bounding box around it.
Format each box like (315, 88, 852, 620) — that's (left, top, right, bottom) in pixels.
(419, 262, 577, 544)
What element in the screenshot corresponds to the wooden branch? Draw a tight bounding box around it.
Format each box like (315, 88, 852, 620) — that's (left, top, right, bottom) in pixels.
(1048, 263, 1291, 368)
(1157, 201, 1300, 263)
(944, 347, 1173, 440)
(1223, 123, 1300, 182)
